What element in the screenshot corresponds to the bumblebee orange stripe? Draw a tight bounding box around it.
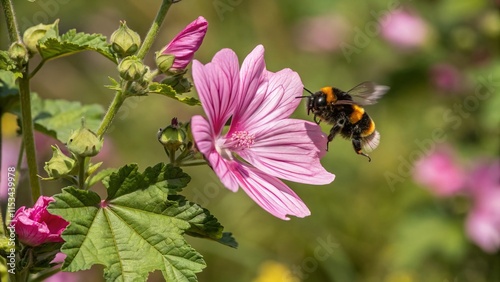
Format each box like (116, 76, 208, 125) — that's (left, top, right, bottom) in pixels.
(321, 87, 336, 103)
(349, 105, 365, 124)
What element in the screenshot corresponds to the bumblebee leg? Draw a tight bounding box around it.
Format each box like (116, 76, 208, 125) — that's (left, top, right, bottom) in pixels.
(351, 138, 371, 162)
(314, 115, 321, 125)
(326, 124, 343, 151)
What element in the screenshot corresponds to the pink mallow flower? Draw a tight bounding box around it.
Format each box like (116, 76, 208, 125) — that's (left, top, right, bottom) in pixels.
(465, 160, 500, 253)
(190, 45, 335, 220)
(380, 10, 429, 49)
(158, 16, 208, 72)
(413, 147, 466, 197)
(12, 196, 69, 247)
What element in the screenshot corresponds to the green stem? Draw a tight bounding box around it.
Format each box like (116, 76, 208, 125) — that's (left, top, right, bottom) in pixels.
(77, 156, 86, 189)
(19, 70, 41, 203)
(1, 0, 21, 42)
(96, 91, 125, 138)
(29, 59, 46, 79)
(136, 0, 174, 59)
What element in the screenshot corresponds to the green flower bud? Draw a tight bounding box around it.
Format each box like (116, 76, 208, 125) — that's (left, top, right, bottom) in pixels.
(110, 21, 141, 58)
(8, 42, 29, 65)
(155, 53, 175, 73)
(118, 57, 147, 81)
(157, 118, 187, 152)
(22, 20, 59, 55)
(44, 145, 76, 178)
(161, 75, 192, 94)
(67, 124, 103, 158)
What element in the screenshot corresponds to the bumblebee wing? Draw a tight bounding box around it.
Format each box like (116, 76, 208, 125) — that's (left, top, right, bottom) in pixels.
(347, 81, 389, 105)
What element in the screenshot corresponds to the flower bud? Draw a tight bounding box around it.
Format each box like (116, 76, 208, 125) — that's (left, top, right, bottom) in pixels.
(158, 16, 208, 73)
(44, 145, 76, 178)
(118, 57, 147, 81)
(110, 21, 141, 58)
(8, 42, 29, 65)
(155, 53, 175, 73)
(67, 123, 103, 158)
(158, 117, 187, 152)
(22, 20, 59, 55)
(161, 75, 192, 93)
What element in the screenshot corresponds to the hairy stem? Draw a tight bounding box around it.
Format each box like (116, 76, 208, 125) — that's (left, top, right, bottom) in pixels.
(19, 71, 41, 203)
(96, 90, 125, 138)
(136, 0, 174, 59)
(1, 0, 21, 42)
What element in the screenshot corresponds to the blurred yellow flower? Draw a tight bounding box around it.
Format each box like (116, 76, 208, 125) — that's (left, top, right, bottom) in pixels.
(252, 261, 300, 282)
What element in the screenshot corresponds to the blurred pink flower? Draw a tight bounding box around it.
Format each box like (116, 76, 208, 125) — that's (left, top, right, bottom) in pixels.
(12, 196, 69, 246)
(465, 160, 500, 253)
(159, 16, 208, 71)
(413, 147, 466, 197)
(380, 10, 428, 49)
(191, 45, 335, 220)
(293, 14, 349, 53)
(430, 63, 463, 93)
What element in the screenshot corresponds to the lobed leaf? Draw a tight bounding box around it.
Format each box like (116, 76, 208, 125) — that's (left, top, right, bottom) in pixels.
(148, 82, 201, 106)
(10, 93, 105, 143)
(48, 163, 236, 282)
(39, 29, 116, 63)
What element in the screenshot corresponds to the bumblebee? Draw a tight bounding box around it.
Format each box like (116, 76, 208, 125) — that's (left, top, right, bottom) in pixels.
(302, 82, 389, 162)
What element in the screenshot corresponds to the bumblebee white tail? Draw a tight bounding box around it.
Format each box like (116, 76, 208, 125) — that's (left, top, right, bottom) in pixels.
(362, 130, 380, 152)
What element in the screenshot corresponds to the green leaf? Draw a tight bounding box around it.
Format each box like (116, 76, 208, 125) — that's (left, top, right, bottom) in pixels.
(0, 70, 19, 114)
(10, 93, 105, 143)
(148, 82, 201, 106)
(39, 29, 117, 63)
(0, 51, 17, 74)
(49, 163, 234, 282)
(86, 167, 116, 188)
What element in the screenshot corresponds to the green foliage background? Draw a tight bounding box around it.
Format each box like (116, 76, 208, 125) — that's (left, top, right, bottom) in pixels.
(2, 0, 499, 281)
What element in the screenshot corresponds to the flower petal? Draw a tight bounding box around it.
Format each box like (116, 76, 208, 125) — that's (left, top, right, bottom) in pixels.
(232, 163, 311, 220)
(239, 119, 334, 185)
(161, 16, 208, 70)
(191, 115, 239, 192)
(192, 48, 239, 135)
(231, 45, 266, 131)
(237, 68, 304, 131)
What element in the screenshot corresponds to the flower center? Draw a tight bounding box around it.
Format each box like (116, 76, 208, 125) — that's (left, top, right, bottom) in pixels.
(230, 131, 255, 149)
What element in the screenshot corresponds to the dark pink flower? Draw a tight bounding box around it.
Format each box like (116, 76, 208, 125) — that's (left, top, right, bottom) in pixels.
(465, 160, 500, 253)
(430, 63, 463, 93)
(191, 45, 335, 220)
(12, 196, 69, 246)
(380, 10, 429, 49)
(159, 16, 208, 71)
(413, 147, 466, 197)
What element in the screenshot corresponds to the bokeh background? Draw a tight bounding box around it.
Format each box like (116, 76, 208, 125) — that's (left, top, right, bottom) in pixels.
(1, 0, 500, 281)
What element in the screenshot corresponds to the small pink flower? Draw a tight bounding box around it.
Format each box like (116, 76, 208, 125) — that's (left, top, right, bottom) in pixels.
(380, 10, 429, 49)
(430, 63, 463, 93)
(159, 16, 208, 71)
(293, 14, 349, 53)
(12, 196, 69, 246)
(191, 45, 335, 220)
(413, 147, 466, 197)
(465, 160, 500, 253)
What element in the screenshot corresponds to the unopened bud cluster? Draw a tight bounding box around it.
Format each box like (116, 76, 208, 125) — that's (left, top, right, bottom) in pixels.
(158, 118, 202, 166)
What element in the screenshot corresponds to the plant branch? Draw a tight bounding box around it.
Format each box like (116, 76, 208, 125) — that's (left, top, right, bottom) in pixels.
(96, 90, 125, 138)
(19, 69, 41, 203)
(1, 0, 21, 42)
(136, 0, 174, 59)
